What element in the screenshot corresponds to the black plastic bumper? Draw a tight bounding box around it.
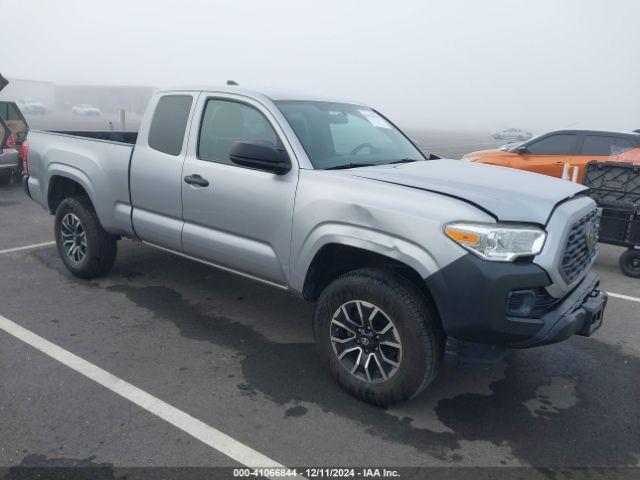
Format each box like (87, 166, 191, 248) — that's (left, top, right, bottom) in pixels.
(511, 272, 606, 347)
(425, 254, 606, 347)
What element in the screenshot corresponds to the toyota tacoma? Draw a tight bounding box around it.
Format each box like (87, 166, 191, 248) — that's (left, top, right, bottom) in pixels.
(23, 87, 607, 405)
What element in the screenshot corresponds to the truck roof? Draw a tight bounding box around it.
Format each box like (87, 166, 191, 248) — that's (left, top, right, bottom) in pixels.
(156, 86, 365, 106)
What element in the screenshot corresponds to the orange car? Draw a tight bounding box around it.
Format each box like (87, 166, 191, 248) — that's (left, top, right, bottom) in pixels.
(463, 130, 640, 182)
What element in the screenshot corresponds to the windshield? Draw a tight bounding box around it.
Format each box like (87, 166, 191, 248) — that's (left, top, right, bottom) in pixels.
(275, 100, 426, 169)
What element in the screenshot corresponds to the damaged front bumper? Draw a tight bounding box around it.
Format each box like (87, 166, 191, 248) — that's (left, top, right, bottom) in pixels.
(425, 253, 607, 348)
(511, 272, 607, 347)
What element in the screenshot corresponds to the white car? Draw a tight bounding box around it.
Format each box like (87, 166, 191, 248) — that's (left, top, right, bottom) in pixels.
(492, 128, 532, 141)
(17, 98, 46, 115)
(72, 104, 101, 116)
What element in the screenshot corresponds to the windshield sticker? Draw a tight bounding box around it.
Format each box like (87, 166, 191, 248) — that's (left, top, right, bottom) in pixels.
(359, 109, 392, 129)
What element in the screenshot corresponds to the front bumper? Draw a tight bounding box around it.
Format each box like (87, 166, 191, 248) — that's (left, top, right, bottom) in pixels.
(425, 253, 606, 347)
(511, 272, 606, 347)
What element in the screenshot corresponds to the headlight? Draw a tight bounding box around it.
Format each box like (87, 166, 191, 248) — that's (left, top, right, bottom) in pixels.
(444, 222, 546, 261)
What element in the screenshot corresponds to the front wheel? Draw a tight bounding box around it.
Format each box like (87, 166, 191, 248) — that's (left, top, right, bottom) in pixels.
(619, 249, 640, 278)
(54, 197, 117, 279)
(314, 268, 444, 406)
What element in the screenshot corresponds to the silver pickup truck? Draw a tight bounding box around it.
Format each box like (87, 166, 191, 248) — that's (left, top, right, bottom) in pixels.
(23, 87, 607, 405)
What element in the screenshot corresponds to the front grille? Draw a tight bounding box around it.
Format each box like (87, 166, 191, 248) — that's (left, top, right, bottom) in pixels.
(560, 208, 599, 283)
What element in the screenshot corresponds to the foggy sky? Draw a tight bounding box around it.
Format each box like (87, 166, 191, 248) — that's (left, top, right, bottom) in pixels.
(1, 0, 639, 132)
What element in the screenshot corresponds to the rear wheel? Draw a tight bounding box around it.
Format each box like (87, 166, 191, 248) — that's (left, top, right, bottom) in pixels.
(314, 268, 444, 406)
(54, 197, 117, 278)
(619, 249, 640, 278)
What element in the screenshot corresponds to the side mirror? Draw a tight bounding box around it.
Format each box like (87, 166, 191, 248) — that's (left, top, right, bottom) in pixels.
(514, 146, 529, 155)
(229, 140, 291, 175)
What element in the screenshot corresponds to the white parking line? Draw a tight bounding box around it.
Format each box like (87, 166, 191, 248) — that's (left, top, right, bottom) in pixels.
(0, 313, 296, 478)
(607, 292, 640, 303)
(0, 241, 56, 255)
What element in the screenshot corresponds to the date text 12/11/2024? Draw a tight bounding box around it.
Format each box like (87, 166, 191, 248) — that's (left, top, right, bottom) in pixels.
(233, 468, 401, 478)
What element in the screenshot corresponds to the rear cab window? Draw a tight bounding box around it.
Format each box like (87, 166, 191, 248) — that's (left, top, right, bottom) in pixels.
(148, 95, 193, 156)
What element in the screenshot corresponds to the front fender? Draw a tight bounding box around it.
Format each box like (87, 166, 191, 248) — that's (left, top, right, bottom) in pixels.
(289, 222, 441, 294)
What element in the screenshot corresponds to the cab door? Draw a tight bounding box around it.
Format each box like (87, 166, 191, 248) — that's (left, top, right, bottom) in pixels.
(130, 93, 198, 251)
(517, 133, 578, 179)
(180, 94, 299, 286)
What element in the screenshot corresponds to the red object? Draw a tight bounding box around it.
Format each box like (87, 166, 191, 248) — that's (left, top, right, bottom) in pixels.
(18, 139, 29, 175)
(6, 133, 15, 149)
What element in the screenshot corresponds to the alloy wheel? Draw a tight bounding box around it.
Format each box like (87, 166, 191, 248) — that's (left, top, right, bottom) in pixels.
(330, 300, 402, 383)
(60, 213, 87, 264)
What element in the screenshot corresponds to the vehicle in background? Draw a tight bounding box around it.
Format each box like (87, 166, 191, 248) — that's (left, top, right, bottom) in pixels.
(0, 100, 30, 186)
(491, 128, 532, 141)
(72, 104, 102, 116)
(464, 129, 640, 182)
(16, 98, 47, 114)
(0, 115, 17, 186)
(24, 87, 606, 406)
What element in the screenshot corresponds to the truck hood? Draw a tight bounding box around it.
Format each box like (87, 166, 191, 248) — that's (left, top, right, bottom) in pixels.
(343, 159, 587, 224)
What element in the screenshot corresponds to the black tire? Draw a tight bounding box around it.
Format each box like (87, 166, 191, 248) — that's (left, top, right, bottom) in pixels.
(54, 197, 117, 279)
(314, 268, 444, 406)
(0, 174, 11, 186)
(619, 249, 640, 278)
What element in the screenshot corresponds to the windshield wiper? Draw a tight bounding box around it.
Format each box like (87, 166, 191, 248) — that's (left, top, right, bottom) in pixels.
(324, 163, 377, 170)
(388, 158, 422, 164)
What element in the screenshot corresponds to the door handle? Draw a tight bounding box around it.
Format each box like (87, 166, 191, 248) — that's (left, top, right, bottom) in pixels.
(184, 174, 210, 187)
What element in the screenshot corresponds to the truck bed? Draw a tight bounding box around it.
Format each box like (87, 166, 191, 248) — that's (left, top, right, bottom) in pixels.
(26, 130, 136, 237)
(50, 131, 138, 145)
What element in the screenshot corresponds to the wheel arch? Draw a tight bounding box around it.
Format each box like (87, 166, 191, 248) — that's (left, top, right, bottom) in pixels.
(301, 243, 441, 319)
(46, 167, 95, 214)
(293, 224, 442, 293)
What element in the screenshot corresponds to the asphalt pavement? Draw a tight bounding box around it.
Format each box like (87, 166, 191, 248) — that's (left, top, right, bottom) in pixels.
(0, 139, 639, 478)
